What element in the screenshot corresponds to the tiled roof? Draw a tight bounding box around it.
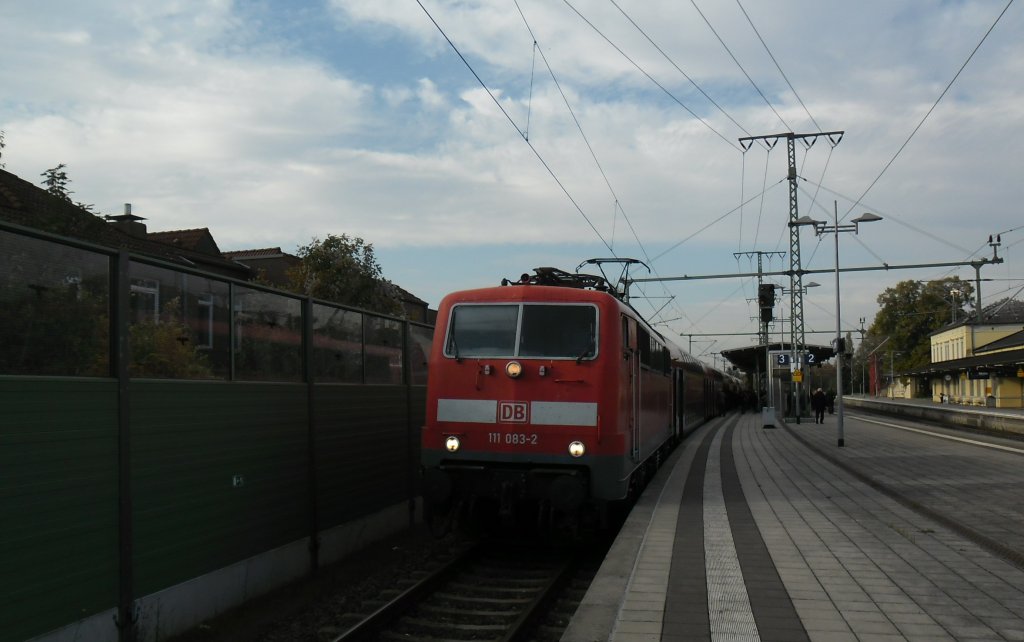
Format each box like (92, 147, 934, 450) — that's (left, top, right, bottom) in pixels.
(0, 169, 248, 279)
(931, 298, 1024, 335)
(223, 247, 291, 259)
(392, 283, 427, 305)
(976, 329, 1024, 354)
(0, 168, 132, 243)
(0, 168, 434, 315)
(908, 348, 1024, 374)
(981, 298, 1024, 324)
(148, 228, 221, 255)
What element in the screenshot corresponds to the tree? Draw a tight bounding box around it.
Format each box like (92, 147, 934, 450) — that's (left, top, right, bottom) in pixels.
(129, 297, 215, 379)
(38, 162, 99, 213)
(40, 163, 73, 202)
(287, 234, 403, 317)
(859, 277, 973, 373)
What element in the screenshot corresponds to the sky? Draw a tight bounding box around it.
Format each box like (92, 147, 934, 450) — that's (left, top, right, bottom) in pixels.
(2, 0, 1022, 366)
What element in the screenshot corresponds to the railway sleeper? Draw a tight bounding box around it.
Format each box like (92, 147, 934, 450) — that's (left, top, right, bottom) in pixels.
(418, 604, 519, 618)
(446, 581, 544, 594)
(434, 592, 533, 605)
(461, 572, 551, 584)
(399, 616, 508, 633)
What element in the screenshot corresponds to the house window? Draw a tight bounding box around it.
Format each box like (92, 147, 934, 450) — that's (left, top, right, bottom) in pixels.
(196, 295, 214, 350)
(130, 279, 159, 324)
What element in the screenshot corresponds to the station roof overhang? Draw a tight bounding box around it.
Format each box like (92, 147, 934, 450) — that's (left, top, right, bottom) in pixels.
(720, 343, 836, 374)
(905, 348, 1024, 377)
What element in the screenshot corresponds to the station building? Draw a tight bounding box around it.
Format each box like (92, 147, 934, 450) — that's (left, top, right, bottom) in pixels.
(890, 299, 1024, 408)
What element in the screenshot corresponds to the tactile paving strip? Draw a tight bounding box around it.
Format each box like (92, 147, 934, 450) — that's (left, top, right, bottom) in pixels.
(704, 429, 760, 641)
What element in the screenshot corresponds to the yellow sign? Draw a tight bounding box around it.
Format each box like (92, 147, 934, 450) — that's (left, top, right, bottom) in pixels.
(792, 369, 803, 382)
(1017, 367, 1024, 378)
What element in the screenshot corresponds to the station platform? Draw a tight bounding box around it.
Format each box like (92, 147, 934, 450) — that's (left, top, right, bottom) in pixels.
(562, 410, 1024, 641)
(845, 395, 1024, 437)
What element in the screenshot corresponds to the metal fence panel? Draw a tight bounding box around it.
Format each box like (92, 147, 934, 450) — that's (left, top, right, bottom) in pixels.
(314, 385, 410, 527)
(0, 222, 433, 640)
(0, 379, 119, 642)
(130, 381, 309, 596)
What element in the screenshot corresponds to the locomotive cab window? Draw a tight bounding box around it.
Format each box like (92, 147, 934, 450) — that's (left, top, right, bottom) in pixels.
(519, 305, 595, 359)
(445, 303, 598, 359)
(445, 305, 519, 357)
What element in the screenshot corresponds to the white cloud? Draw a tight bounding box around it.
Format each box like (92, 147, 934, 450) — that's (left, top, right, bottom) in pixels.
(2, 0, 1022, 351)
(381, 86, 414, 107)
(416, 78, 446, 109)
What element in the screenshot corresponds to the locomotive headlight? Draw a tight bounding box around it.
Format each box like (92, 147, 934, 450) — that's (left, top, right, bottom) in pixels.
(568, 441, 586, 458)
(505, 361, 523, 378)
(445, 435, 461, 452)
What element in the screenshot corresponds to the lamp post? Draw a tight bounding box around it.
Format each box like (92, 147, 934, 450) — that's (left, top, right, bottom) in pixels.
(791, 202, 882, 447)
(858, 317, 866, 394)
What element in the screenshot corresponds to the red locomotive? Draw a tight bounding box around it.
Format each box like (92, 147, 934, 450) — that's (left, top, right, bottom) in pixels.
(420, 265, 731, 531)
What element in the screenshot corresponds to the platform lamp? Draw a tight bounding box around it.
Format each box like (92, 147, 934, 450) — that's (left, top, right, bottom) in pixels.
(791, 203, 882, 447)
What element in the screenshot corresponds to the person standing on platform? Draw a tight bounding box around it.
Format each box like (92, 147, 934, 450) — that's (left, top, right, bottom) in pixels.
(811, 387, 827, 424)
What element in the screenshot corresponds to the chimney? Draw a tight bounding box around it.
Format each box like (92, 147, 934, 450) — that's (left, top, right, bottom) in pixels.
(105, 202, 148, 237)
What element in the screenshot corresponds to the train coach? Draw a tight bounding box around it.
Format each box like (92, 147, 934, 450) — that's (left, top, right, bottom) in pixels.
(420, 266, 732, 531)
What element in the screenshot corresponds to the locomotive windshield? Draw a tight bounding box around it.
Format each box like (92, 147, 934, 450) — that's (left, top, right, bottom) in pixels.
(445, 304, 597, 359)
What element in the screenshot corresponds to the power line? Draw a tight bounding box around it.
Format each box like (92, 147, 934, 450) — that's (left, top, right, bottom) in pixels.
(607, 0, 753, 138)
(414, 0, 613, 252)
(752, 145, 773, 247)
(687, 0, 792, 131)
(733, 0, 822, 132)
(841, 0, 1016, 220)
(561, 0, 740, 151)
(420, 1, 703, 336)
(512, 1, 698, 330)
(652, 178, 787, 262)
(796, 177, 974, 255)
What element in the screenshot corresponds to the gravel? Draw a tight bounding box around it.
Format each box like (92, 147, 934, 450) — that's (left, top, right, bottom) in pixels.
(168, 526, 467, 642)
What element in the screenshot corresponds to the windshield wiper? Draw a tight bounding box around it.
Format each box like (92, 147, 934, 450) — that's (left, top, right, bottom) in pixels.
(576, 338, 595, 364)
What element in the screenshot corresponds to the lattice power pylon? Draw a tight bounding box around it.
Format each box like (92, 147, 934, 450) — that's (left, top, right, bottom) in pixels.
(740, 131, 843, 415)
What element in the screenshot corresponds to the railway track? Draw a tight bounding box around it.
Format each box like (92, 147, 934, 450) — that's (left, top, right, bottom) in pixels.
(331, 542, 585, 642)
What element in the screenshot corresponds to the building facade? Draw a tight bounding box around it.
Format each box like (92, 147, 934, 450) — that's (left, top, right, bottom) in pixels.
(917, 301, 1024, 408)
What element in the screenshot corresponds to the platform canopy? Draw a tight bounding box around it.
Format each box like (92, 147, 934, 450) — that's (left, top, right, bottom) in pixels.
(721, 343, 836, 376)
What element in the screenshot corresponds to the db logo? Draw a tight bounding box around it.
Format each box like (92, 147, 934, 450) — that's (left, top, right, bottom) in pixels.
(498, 401, 529, 424)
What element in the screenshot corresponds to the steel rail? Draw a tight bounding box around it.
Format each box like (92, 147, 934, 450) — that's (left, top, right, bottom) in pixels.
(330, 543, 480, 642)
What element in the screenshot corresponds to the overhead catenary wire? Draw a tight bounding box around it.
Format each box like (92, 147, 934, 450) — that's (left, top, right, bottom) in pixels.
(607, 0, 753, 138)
(796, 177, 975, 256)
(512, 0, 695, 329)
(417, 1, 1017, 359)
(840, 0, 1016, 221)
(561, 0, 741, 151)
(415, 0, 614, 253)
(733, 0, 822, 133)
(652, 178, 787, 262)
(984, 282, 1024, 303)
(687, 0, 792, 132)
(416, 0, 700, 338)
(418, 0, 833, 348)
(751, 146, 773, 248)
(525, 40, 538, 140)
(738, 150, 746, 252)
(803, 144, 835, 231)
